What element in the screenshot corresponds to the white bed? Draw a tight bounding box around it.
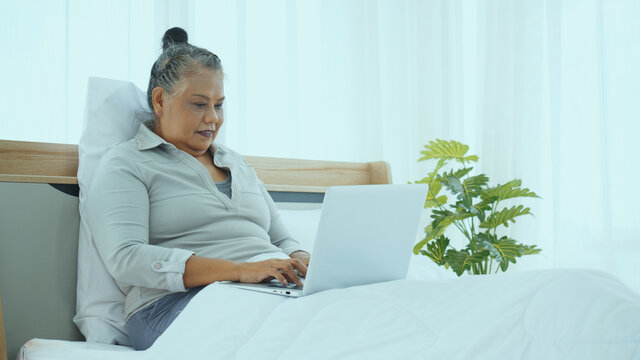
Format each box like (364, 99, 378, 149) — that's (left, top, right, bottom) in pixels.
(15, 268, 640, 360)
(1, 138, 640, 360)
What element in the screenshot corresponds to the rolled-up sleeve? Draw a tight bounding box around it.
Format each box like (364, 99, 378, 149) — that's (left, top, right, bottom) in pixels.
(85, 152, 193, 292)
(258, 181, 304, 255)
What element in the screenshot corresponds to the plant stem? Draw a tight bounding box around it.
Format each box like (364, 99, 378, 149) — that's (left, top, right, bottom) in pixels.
(470, 217, 476, 239)
(462, 161, 474, 242)
(456, 220, 472, 242)
(491, 199, 501, 238)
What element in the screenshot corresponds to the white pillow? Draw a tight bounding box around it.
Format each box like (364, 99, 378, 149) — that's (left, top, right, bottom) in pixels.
(74, 77, 149, 345)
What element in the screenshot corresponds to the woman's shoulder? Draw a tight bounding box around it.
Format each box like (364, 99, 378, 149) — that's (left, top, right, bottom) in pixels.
(96, 138, 173, 177)
(102, 137, 178, 164)
(100, 138, 145, 164)
(86, 140, 148, 193)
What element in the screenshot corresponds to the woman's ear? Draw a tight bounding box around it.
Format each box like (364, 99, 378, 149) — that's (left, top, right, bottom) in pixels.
(151, 87, 165, 117)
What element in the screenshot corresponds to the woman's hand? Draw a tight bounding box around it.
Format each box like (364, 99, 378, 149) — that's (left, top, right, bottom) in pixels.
(236, 258, 307, 287)
(289, 250, 311, 267)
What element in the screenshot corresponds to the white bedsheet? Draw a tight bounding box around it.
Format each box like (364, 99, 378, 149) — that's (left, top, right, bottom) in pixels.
(19, 339, 133, 360)
(21, 269, 640, 360)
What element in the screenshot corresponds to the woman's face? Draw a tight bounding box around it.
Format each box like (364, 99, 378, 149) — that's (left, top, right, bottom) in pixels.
(152, 68, 225, 158)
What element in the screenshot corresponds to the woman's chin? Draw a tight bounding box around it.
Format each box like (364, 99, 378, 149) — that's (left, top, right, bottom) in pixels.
(193, 136, 213, 146)
(184, 140, 212, 156)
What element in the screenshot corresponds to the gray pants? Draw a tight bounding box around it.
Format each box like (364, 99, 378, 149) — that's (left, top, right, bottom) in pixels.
(126, 286, 205, 350)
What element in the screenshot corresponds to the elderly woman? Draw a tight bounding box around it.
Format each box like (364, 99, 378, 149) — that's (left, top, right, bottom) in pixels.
(86, 27, 310, 350)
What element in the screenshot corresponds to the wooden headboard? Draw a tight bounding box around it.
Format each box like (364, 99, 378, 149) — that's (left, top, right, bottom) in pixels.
(0, 139, 391, 360)
(0, 140, 391, 191)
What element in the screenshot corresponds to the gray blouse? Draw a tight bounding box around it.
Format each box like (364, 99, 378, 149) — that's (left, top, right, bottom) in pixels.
(85, 122, 302, 320)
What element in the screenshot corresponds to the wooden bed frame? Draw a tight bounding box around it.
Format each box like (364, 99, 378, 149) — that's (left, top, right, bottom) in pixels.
(0, 139, 391, 360)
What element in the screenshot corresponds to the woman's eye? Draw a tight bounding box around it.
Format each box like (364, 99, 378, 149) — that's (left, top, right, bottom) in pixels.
(194, 103, 207, 108)
(215, 104, 224, 110)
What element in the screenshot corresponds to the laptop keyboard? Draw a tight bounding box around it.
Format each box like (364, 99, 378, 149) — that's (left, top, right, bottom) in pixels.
(266, 282, 303, 290)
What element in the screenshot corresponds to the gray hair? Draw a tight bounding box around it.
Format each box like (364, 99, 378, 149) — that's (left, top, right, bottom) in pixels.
(146, 27, 222, 113)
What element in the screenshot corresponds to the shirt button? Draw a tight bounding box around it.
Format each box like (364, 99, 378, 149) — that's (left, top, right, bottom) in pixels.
(154, 262, 162, 270)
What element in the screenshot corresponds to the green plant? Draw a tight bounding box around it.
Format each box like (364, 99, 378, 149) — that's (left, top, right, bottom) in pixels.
(412, 139, 541, 276)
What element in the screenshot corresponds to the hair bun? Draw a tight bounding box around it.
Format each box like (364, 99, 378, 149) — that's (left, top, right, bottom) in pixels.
(162, 27, 189, 50)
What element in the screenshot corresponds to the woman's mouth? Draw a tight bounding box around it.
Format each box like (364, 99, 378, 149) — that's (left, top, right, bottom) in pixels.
(197, 130, 213, 138)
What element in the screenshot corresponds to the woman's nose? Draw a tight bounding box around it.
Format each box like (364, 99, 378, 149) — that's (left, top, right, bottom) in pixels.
(204, 107, 219, 124)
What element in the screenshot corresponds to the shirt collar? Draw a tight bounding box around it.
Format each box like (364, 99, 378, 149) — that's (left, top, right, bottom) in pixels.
(135, 120, 168, 150)
(134, 121, 229, 165)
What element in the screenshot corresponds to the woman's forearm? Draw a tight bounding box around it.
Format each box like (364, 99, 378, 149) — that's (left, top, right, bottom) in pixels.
(183, 255, 308, 288)
(182, 255, 240, 288)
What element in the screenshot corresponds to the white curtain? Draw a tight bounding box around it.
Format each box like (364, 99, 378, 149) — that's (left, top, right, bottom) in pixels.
(1, 0, 638, 292)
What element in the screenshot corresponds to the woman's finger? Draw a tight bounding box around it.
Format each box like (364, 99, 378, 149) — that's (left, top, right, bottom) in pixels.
(288, 258, 308, 278)
(278, 262, 302, 287)
(268, 268, 288, 285)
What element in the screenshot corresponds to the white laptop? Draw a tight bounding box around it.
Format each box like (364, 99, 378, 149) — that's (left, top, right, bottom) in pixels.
(223, 184, 428, 297)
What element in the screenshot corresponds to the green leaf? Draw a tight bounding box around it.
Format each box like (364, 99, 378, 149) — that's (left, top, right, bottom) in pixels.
(482, 179, 540, 202)
(471, 195, 497, 223)
(439, 170, 481, 209)
(413, 224, 435, 254)
(463, 174, 489, 196)
(445, 249, 489, 276)
(441, 176, 464, 196)
(473, 197, 497, 211)
(476, 233, 504, 264)
(428, 180, 443, 197)
(492, 237, 522, 271)
(477, 236, 534, 272)
(440, 167, 473, 180)
(414, 238, 429, 255)
(414, 224, 448, 253)
(416, 208, 473, 249)
(431, 209, 474, 228)
(424, 180, 446, 208)
(425, 195, 448, 209)
(430, 157, 449, 176)
(453, 201, 474, 214)
(522, 245, 542, 255)
(457, 174, 487, 211)
(480, 205, 532, 229)
(417, 158, 448, 188)
(429, 216, 453, 236)
(419, 139, 479, 163)
(419, 236, 450, 265)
